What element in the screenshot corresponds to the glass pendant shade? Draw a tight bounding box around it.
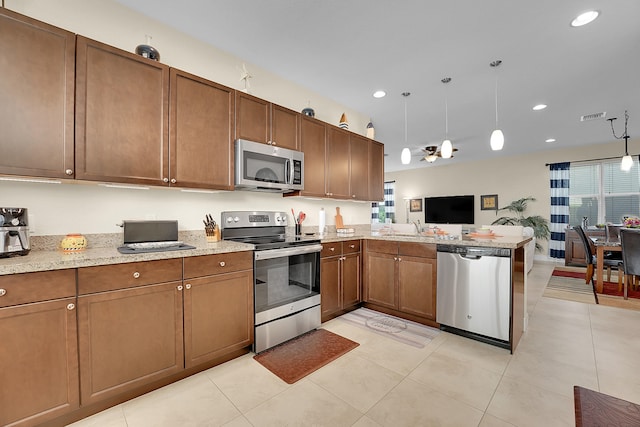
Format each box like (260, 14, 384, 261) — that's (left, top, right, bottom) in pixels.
(441, 139, 453, 158)
(621, 154, 633, 171)
(401, 147, 411, 164)
(490, 129, 504, 151)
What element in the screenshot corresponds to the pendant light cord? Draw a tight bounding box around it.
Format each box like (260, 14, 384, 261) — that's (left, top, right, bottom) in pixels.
(494, 74, 499, 126)
(609, 110, 630, 154)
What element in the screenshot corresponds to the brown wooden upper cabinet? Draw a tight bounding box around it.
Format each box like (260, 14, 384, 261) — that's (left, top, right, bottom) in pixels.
(235, 91, 300, 150)
(326, 127, 351, 199)
(0, 9, 75, 179)
(350, 134, 370, 200)
(75, 36, 170, 186)
(369, 140, 385, 201)
(170, 69, 235, 190)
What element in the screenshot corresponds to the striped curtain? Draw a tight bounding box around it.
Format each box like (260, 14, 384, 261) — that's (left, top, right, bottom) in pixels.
(549, 162, 570, 258)
(371, 181, 396, 223)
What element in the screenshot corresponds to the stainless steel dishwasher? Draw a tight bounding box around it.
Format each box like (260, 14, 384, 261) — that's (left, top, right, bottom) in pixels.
(436, 244, 511, 348)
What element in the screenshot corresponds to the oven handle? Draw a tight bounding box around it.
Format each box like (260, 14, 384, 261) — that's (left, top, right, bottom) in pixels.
(254, 244, 323, 260)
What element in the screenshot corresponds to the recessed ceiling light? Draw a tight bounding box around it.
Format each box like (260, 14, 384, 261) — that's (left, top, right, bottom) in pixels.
(533, 104, 547, 111)
(373, 90, 386, 98)
(571, 10, 599, 27)
(545, 138, 556, 143)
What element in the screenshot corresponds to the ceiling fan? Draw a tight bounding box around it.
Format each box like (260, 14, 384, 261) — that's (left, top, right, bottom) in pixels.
(416, 145, 458, 163)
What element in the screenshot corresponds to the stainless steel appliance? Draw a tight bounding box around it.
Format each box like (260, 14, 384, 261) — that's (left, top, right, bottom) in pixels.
(436, 244, 511, 348)
(0, 207, 30, 257)
(235, 139, 304, 193)
(221, 211, 321, 353)
(117, 220, 195, 254)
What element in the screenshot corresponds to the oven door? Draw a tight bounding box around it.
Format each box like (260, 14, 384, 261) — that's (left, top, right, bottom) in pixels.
(254, 244, 322, 325)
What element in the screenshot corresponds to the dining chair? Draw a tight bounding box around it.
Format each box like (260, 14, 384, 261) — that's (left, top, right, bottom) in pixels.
(619, 228, 640, 299)
(574, 226, 624, 304)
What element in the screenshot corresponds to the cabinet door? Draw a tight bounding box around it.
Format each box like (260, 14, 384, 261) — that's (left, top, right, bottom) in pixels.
(78, 281, 184, 405)
(369, 140, 385, 201)
(170, 69, 234, 190)
(326, 127, 351, 199)
(349, 135, 369, 200)
(398, 255, 437, 320)
(0, 9, 75, 179)
(364, 251, 397, 309)
(299, 115, 327, 197)
(235, 92, 269, 144)
(321, 256, 341, 321)
(342, 252, 361, 308)
(75, 36, 169, 185)
(0, 297, 79, 427)
(184, 270, 253, 368)
(271, 104, 300, 150)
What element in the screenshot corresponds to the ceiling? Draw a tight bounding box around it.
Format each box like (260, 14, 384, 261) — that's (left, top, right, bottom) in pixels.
(115, 0, 640, 172)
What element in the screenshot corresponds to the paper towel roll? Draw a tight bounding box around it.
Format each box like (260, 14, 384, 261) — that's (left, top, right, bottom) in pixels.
(318, 208, 326, 234)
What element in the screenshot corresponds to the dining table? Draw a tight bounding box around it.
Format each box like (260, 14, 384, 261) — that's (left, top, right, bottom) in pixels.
(590, 237, 622, 294)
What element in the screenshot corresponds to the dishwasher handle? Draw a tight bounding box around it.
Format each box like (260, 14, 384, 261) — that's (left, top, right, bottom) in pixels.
(437, 244, 511, 258)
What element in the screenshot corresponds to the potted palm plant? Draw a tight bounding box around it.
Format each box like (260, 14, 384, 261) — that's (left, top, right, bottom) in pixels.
(491, 197, 550, 252)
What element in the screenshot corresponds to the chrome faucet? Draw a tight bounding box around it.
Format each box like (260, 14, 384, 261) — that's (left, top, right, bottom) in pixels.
(413, 220, 422, 234)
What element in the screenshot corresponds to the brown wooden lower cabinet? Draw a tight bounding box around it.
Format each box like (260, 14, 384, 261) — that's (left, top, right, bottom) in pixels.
(565, 227, 606, 266)
(0, 270, 79, 427)
(183, 252, 254, 368)
(77, 281, 185, 405)
(320, 240, 361, 322)
(364, 240, 437, 323)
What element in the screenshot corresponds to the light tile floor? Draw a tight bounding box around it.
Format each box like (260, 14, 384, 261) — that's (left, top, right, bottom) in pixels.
(69, 261, 640, 427)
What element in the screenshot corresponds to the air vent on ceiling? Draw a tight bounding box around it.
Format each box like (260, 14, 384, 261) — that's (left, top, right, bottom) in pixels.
(580, 112, 606, 121)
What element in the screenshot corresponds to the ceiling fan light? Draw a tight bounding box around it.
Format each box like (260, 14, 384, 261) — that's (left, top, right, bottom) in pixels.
(490, 129, 504, 151)
(401, 147, 411, 165)
(425, 154, 438, 163)
(621, 154, 633, 171)
(441, 139, 453, 159)
(571, 10, 599, 27)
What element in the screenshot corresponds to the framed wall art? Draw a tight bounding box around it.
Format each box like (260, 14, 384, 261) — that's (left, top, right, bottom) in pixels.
(410, 198, 423, 212)
(481, 194, 499, 211)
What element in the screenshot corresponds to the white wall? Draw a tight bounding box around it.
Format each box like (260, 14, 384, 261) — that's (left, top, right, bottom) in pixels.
(2, 0, 372, 235)
(386, 138, 640, 256)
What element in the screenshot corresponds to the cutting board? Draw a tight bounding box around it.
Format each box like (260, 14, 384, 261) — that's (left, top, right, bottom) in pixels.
(335, 207, 344, 229)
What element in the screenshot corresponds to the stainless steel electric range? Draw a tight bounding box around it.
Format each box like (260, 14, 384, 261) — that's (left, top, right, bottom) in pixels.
(221, 211, 322, 353)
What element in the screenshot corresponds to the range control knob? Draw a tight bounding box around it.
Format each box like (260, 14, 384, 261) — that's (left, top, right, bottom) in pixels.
(226, 216, 234, 223)
(234, 216, 240, 223)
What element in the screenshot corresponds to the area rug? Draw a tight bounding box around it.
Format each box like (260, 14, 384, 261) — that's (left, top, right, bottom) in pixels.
(338, 307, 440, 348)
(253, 329, 359, 384)
(547, 267, 640, 299)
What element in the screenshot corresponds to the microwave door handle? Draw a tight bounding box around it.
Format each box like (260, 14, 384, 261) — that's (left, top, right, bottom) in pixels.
(285, 159, 291, 184)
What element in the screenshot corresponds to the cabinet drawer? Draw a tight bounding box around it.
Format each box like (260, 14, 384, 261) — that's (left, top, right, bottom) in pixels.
(343, 240, 361, 254)
(0, 269, 76, 307)
(321, 242, 342, 257)
(78, 258, 182, 295)
(398, 242, 436, 258)
(183, 251, 253, 279)
(366, 239, 397, 255)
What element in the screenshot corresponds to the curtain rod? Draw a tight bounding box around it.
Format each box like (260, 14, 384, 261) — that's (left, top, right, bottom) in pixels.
(545, 154, 637, 166)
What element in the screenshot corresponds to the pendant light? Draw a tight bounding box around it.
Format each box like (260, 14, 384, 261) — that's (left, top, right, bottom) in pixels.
(440, 77, 453, 159)
(489, 60, 504, 151)
(401, 92, 411, 165)
(609, 110, 633, 171)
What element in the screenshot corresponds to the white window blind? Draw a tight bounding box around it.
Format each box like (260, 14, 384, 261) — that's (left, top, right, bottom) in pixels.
(569, 159, 640, 225)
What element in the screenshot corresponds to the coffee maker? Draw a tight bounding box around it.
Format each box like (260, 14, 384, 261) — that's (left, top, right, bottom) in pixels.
(0, 208, 30, 257)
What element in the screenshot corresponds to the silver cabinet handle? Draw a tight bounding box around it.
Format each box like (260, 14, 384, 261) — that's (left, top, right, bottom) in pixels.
(394, 257, 398, 261)
(163, 177, 169, 183)
(133, 272, 140, 279)
(65, 169, 73, 175)
(67, 303, 75, 310)
(219, 261, 226, 267)
(170, 178, 176, 184)
(0, 289, 5, 297)
(349, 244, 355, 249)
(398, 257, 402, 262)
(329, 247, 335, 251)
(185, 284, 191, 289)
(177, 285, 183, 291)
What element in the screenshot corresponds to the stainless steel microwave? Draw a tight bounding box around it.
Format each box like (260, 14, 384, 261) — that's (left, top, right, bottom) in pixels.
(235, 139, 304, 193)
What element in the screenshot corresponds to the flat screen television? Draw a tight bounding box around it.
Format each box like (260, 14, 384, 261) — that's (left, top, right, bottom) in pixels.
(424, 195, 474, 224)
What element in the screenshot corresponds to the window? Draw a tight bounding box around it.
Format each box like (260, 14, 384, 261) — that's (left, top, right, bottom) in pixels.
(569, 159, 640, 226)
(371, 181, 396, 223)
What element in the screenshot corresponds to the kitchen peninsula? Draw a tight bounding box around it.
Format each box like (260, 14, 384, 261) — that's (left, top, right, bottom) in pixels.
(0, 230, 529, 427)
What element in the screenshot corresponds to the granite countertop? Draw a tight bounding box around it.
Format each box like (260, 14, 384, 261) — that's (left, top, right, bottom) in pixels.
(0, 230, 531, 276)
(0, 239, 254, 276)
